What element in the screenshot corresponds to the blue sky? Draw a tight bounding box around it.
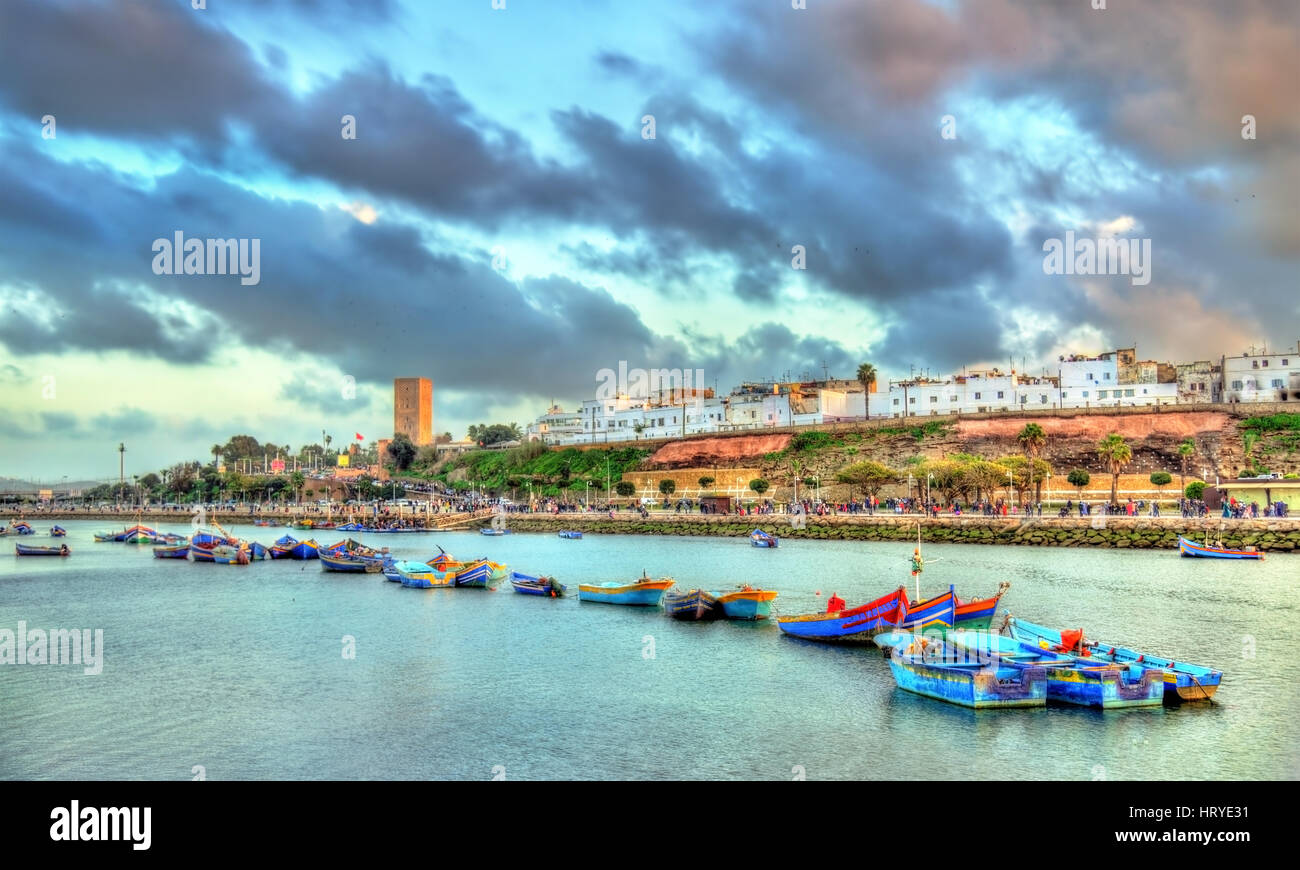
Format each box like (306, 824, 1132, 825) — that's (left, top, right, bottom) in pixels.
(0, 0, 1296, 479)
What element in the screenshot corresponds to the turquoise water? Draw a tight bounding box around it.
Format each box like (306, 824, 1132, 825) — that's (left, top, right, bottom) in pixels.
(2, 520, 1297, 780)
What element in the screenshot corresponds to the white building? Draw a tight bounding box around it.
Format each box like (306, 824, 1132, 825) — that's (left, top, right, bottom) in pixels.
(1221, 344, 1300, 403)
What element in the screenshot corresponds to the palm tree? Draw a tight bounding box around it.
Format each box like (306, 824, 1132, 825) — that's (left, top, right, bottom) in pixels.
(1096, 433, 1132, 506)
(1177, 439, 1195, 498)
(211, 444, 222, 468)
(1017, 423, 1047, 504)
(857, 362, 877, 421)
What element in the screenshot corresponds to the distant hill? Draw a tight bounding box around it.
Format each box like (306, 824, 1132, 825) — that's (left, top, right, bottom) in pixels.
(0, 477, 107, 493)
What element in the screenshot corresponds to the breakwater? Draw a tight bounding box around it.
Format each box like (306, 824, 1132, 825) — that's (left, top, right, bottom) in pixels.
(492, 513, 1300, 551)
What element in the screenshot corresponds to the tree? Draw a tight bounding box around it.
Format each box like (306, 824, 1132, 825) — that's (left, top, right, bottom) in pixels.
(749, 478, 770, 496)
(965, 460, 1007, 503)
(1067, 468, 1091, 498)
(1149, 471, 1172, 499)
(698, 475, 715, 490)
(386, 433, 418, 471)
(658, 479, 677, 497)
(290, 471, 306, 504)
(1184, 480, 1206, 501)
(836, 461, 898, 499)
(857, 362, 877, 420)
(1095, 433, 1132, 505)
(615, 481, 636, 497)
(1177, 439, 1195, 497)
(211, 444, 222, 468)
(467, 423, 522, 446)
(1017, 423, 1048, 503)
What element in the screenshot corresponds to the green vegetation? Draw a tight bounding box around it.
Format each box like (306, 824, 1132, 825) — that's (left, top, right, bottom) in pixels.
(385, 433, 417, 471)
(417, 445, 650, 498)
(466, 423, 523, 446)
(835, 461, 899, 498)
(658, 479, 677, 497)
(1185, 480, 1207, 500)
(749, 478, 770, 495)
(615, 481, 636, 497)
(1067, 468, 1091, 496)
(1149, 471, 1172, 494)
(1096, 433, 1132, 504)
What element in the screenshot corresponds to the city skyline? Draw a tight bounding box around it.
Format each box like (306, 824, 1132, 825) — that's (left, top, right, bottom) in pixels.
(1, 0, 1297, 478)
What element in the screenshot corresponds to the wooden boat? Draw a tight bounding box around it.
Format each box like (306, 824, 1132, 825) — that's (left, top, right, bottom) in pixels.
(713, 586, 779, 620)
(397, 562, 457, 588)
(1005, 616, 1223, 702)
(269, 534, 297, 559)
(954, 582, 1011, 631)
(246, 542, 270, 561)
(509, 571, 566, 597)
(15, 543, 70, 556)
(320, 552, 375, 573)
(948, 632, 1164, 709)
(8, 521, 35, 535)
(558, 530, 583, 539)
(749, 529, 778, 548)
(777, 587, 909, 643)
(118, 524, 157, 542)
(887, 638, 1049, 709)
(189, 541, 218, 562)
(93, 532, 116, 542)
(452, 559, 503, 588)
(212, 545, 250, 565)
(1178, 536, 1263, 560)
(153, 543, 190, 559)
(664, 588, 721, 620)
(578, 575, 674, 606)
(50, 525, 67, 537)
(289, 539, 320, 560)
(479, 528, 509, 536)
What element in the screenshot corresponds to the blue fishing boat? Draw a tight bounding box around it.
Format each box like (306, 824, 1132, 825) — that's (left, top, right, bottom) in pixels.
(1178, 536, 1263, 559)
(558, 530, 583, 539)
(452, 559, 498, 588)
(289, 538, 320, 560)
(15, 542, 70, 556)
(749, 529, 778, 548)
(713, 586, 779, 620)
(948, 632, 1165, 709)
(397, 562, 457, 588)
(320, 552, 375, 573)
(664, 588, 721, 620)
(479, 528, 509, 536)
(509, 571, 566, 597)
(1005, 616, 1223, 702)
(269, 534, 297, 559)
(578, 575, 674, 606)
(777, 587, 909, 643)
(246, 542, 269, 561)
(50, 525, 67, 537)
(887, 638, 1049, 709)
(211, 545, 250, 565)
(8, 521, 35, 535)
(152, 543, 190, 559)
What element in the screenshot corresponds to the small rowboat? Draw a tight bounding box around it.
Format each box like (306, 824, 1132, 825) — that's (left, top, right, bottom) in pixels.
(397, 562, 457, 588)
(1178, 536, 1263, 559)
(558, 531, 583, 539)
(50, 525, 67, 538)
(7, 521, 36, 535)
(578, 575, 674, 606)
(452, 559, 505, 588)
(320, 552, 376, 573)
(665, 588, 721, 620)
(480, 528, 509, 536)
(212, 545, 250, 565)
(1005, 616, 1223, 703)
(948, 632, 1165, 709)
(887, 638, 1048, 709)
(153, 543, 190, 559)
(777, 587, 909, 643)
(749, 529, 778, 548)
(713, 586, 778, 620)
(509, 571, 566, 597)
(289, 539, 320, 560)
(16, 543, 70, 556)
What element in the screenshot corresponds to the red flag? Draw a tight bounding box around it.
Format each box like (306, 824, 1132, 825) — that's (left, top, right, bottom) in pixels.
(355, 433, 364, 441)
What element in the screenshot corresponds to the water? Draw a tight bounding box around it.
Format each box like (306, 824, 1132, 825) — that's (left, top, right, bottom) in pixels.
(2, 520, 1297, 780)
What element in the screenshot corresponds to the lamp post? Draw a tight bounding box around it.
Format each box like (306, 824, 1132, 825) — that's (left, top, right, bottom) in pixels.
(907, 473, 914, 510)
(926, 472, 934, 515)
(1006, 468, 1014, 510)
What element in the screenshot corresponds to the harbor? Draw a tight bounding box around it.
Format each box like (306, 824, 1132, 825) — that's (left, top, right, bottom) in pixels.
(2, 519, 1296, 780)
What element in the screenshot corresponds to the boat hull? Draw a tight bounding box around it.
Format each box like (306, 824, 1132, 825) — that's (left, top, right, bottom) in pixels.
(888, 656, 1048, 708)
(15, 544, 70, 556)
(1178, 537, 1262, 559)
(578, 580, 673, 606)
(509, 572, 566, 597)
(714, 589, 778, 620)
(320, 553, 371, 572)
(289, 541, 320, 560)
(665, 589, 721, 620)
(777, 587, 908, 643)
(153, 544, 190, 559)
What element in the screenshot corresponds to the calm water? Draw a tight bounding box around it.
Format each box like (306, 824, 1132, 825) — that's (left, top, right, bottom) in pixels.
(2, 520, 1297, 780)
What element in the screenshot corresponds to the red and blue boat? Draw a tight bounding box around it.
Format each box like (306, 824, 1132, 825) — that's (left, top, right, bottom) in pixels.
(1177, 536, 1263, 559)
(50, 525, 67, 537)
(320, 552, 376, 573)
(509, 571, 566, 597)
(749, 529, 778, 548)
(776, 586, 909, 643)
(1005, 616, 1223, 702)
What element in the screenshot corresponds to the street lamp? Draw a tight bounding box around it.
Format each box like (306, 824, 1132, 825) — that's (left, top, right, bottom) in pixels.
(926, 472, 934, 514)
(1006, 468, 1014, 509)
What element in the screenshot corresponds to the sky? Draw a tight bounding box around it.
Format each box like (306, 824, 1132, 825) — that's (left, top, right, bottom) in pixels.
(0, 0, 1296, 481)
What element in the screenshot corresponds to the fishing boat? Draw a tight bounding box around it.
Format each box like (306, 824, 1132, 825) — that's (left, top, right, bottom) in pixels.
(93, 532, 116, 543)
(15, 543, 70, 556)
(664, 588, 721, 620)
(7, 521, 35, 535)
(397, 562, 457, 588)
(212, 544, 250, 565)
(50, 525, 67, 538)
(320, 552, 376, 573)
(886, 636, 1049, 709)
(118, 524, 157, 542)
(578, 575, 674, 606)
(1178, 536, 1263, 560)
(189, 540, 218, 562)
(509, 571, 567, 597)
(954, 582, 1012, 631)
(713, 586, 779, 620)
(289, 538, 321, 560)
(246, 542, 270, 561)
(381, 558, 426, 583)
(452, 559, 505, 588)
(269, 534, 297, 559)
(479, 528, 509, 536)
(749, 529, 778, 548)
(948, 632, 1164, 709)
(777, 587, 909, 643)
(153, 543, 190, 559)
(558, 530, 583, 539)
(1004, 616, 1223, 702)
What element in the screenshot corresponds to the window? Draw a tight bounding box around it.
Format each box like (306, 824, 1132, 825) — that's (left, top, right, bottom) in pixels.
(1231, 380, 1243, 389)
(930, 395, 938, 403)
(658, 418, 664, 426)
(893, 398, 899, 406)
(1082, 390, 1090, 397)
(949, 395, 958, 402)
(1125, 389, 1135, 397)
(1019, 395, 1027, 403)
(1086, 373, 1092, 380)
(1272, 379, 1284, 388)
(1104, 372, 1111, 380)
(1098, 390, 1107, 398)
(1262, 360, 1269, 367)
(909, 397, 916, 404)
(996, 391, 1004, 399)
(1283, 359, 1290, 366)
(1252, 360, 1259, 368)
(974, 392, 982, 400)
(1040, 395, 1048, 403)
(1061, 391, 1068, 398)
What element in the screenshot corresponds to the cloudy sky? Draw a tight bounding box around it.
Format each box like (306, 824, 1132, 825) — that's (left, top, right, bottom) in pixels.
(0, 0, 1296, 480)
